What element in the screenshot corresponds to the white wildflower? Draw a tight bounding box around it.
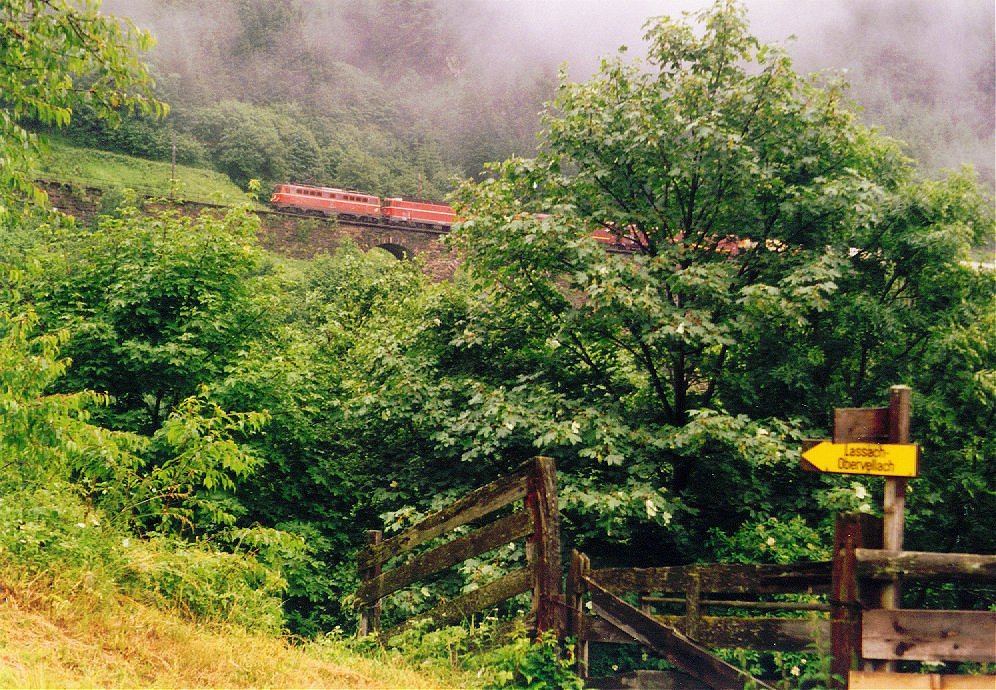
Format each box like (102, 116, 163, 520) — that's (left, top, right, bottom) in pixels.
(645, 497, 658, 519)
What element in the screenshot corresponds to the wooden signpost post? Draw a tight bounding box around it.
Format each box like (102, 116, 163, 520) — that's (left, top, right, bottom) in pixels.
(803, 385, 916, 678)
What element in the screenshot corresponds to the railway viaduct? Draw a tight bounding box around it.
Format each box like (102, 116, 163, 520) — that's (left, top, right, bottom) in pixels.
(256, 209, 459, 279)
(43, 182, 461, 280)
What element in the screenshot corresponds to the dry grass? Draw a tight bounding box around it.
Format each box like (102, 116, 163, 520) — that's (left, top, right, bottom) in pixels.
(0, 577, 456, 689)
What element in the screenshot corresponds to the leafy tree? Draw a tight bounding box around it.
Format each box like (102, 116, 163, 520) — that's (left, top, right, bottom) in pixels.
(180, 101, 292, 188)
(231, 0, 303, 58)
(211, 244, 442, 632)
(447, 0, 992, 557)
(39, 203, 271, 434)
(0, 0, 165, 212)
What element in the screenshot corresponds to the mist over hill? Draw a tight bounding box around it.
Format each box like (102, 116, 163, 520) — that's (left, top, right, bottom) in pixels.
(96, 0, 993, 191)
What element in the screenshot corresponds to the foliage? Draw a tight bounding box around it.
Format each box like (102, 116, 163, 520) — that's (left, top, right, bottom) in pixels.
(709, 516, 828, 565)
(0, 0, 165, 214)
(0, 484, 127, 586)
(482, 632, 584, 690)
(124, 533, 286, 632)
(39, 203, 270, 433)
(0, 304, 145, 488)
(446, 0, 993, 563)
(0, 480, 289, 634)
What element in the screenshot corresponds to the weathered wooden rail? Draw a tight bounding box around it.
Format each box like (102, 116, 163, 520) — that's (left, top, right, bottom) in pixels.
(569, 512, 995, 689)
(353, 456, 564, 639)
(838, 514, 996, 690)
(568, 548, 830, 688)
(352, 460, 993, 689)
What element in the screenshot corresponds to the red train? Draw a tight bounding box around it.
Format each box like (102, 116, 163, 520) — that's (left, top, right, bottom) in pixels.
(269, 183, 642, 250)
(270, 183, 456, 229)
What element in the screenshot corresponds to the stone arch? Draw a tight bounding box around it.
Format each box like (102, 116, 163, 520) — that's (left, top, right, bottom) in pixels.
(376, 242, 413, 260)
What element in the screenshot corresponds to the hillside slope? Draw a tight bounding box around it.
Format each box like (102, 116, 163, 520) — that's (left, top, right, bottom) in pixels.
(31, 137, 251, 207)
(0, 576, 449, 689)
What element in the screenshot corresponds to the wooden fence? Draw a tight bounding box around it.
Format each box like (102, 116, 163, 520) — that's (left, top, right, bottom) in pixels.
(568, 549, 831, 688)
(837, 514, 996, 690)
(568, 512, 995, 689)
(352, 462, 994, 689)
(353, 456, 564, 639)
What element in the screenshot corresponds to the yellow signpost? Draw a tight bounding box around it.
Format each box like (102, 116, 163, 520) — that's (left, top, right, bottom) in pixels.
(801, 441, 919, 478)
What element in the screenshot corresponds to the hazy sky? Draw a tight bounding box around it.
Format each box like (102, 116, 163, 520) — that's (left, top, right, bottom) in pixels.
(455, 0, 994, 79)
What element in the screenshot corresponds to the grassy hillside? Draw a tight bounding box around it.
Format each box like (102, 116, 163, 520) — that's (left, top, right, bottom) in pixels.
(31, 136, 251, 206)
(0, 571, 457, 689)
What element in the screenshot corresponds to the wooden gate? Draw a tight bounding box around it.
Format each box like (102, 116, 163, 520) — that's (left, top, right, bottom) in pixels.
(352, 461, 994, 688)
(353, 456, 565, 639)
(567, 513, 995, 689)
(567, 549, 829, 688)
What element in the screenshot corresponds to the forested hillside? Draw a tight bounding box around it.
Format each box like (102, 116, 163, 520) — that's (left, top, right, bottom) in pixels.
(43, 0, 995, 198)
(3, 0, 993, 687)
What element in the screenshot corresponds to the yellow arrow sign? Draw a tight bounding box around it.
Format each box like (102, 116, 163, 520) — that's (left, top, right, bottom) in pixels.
(801, 442, 919, 477)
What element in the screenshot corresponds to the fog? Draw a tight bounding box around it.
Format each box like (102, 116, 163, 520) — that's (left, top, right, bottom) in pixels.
(102, 0, 993, 184)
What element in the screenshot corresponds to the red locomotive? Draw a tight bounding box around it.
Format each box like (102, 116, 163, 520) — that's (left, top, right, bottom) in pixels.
(270, 184, 382, 221)
(268, 182, 640, 251)
(269, 183, 455, 229)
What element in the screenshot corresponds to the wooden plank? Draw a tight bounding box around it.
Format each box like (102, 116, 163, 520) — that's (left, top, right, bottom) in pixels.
(567, 550, 592, 677)
(878, 385, 912, 675)
(357, 471, 529, 569)
(586, 615, 829, 653)
(834, 407, 889, 443)
(591, 561, 831, 596)
(831, 512, 882, 689)
(666, 616, 829, 652)
(527, 456, 565, 635)
(849, 671, 996, 689)
(585, 575, 776, 690)
(862, 609, 996, 663)
(585, 670, 710, 689)
(380, 567, 532, 640)
(354, 509, 532, 606)
(641, 596, 831, 612)
(758, 560, 834, 591)
(357, 530, 382, 636)
(855, 549, 996, 581)
(581, 613, 637, 644)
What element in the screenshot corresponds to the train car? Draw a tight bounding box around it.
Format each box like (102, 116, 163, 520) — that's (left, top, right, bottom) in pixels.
(270, 184, 381, 220)
(591, 226, 644, 251)
(381, 198, 456, 228)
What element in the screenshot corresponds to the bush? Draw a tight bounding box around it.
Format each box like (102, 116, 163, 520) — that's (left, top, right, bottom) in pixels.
(482, 632, 584, 690)
(0, 485, 127, 593)
(123, 536, 287, 634)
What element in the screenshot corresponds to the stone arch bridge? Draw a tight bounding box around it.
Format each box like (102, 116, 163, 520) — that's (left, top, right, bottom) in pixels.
(257, 209, 459, 279)
(43, 182, 460, 279)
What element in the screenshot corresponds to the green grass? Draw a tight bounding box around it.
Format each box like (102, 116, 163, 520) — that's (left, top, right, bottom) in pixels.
(31, 136, 251, 206)
(0, 568, 461, 688)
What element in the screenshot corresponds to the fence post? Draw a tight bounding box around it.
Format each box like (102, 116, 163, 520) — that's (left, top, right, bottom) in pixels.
(878, 385, 911, 672)
(567, 549, 591, 679)
(831, 513, 882, 688)
(526, 456, 565, 637)
(358, 529, 383, 637)
(685, 570, 702, 641)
